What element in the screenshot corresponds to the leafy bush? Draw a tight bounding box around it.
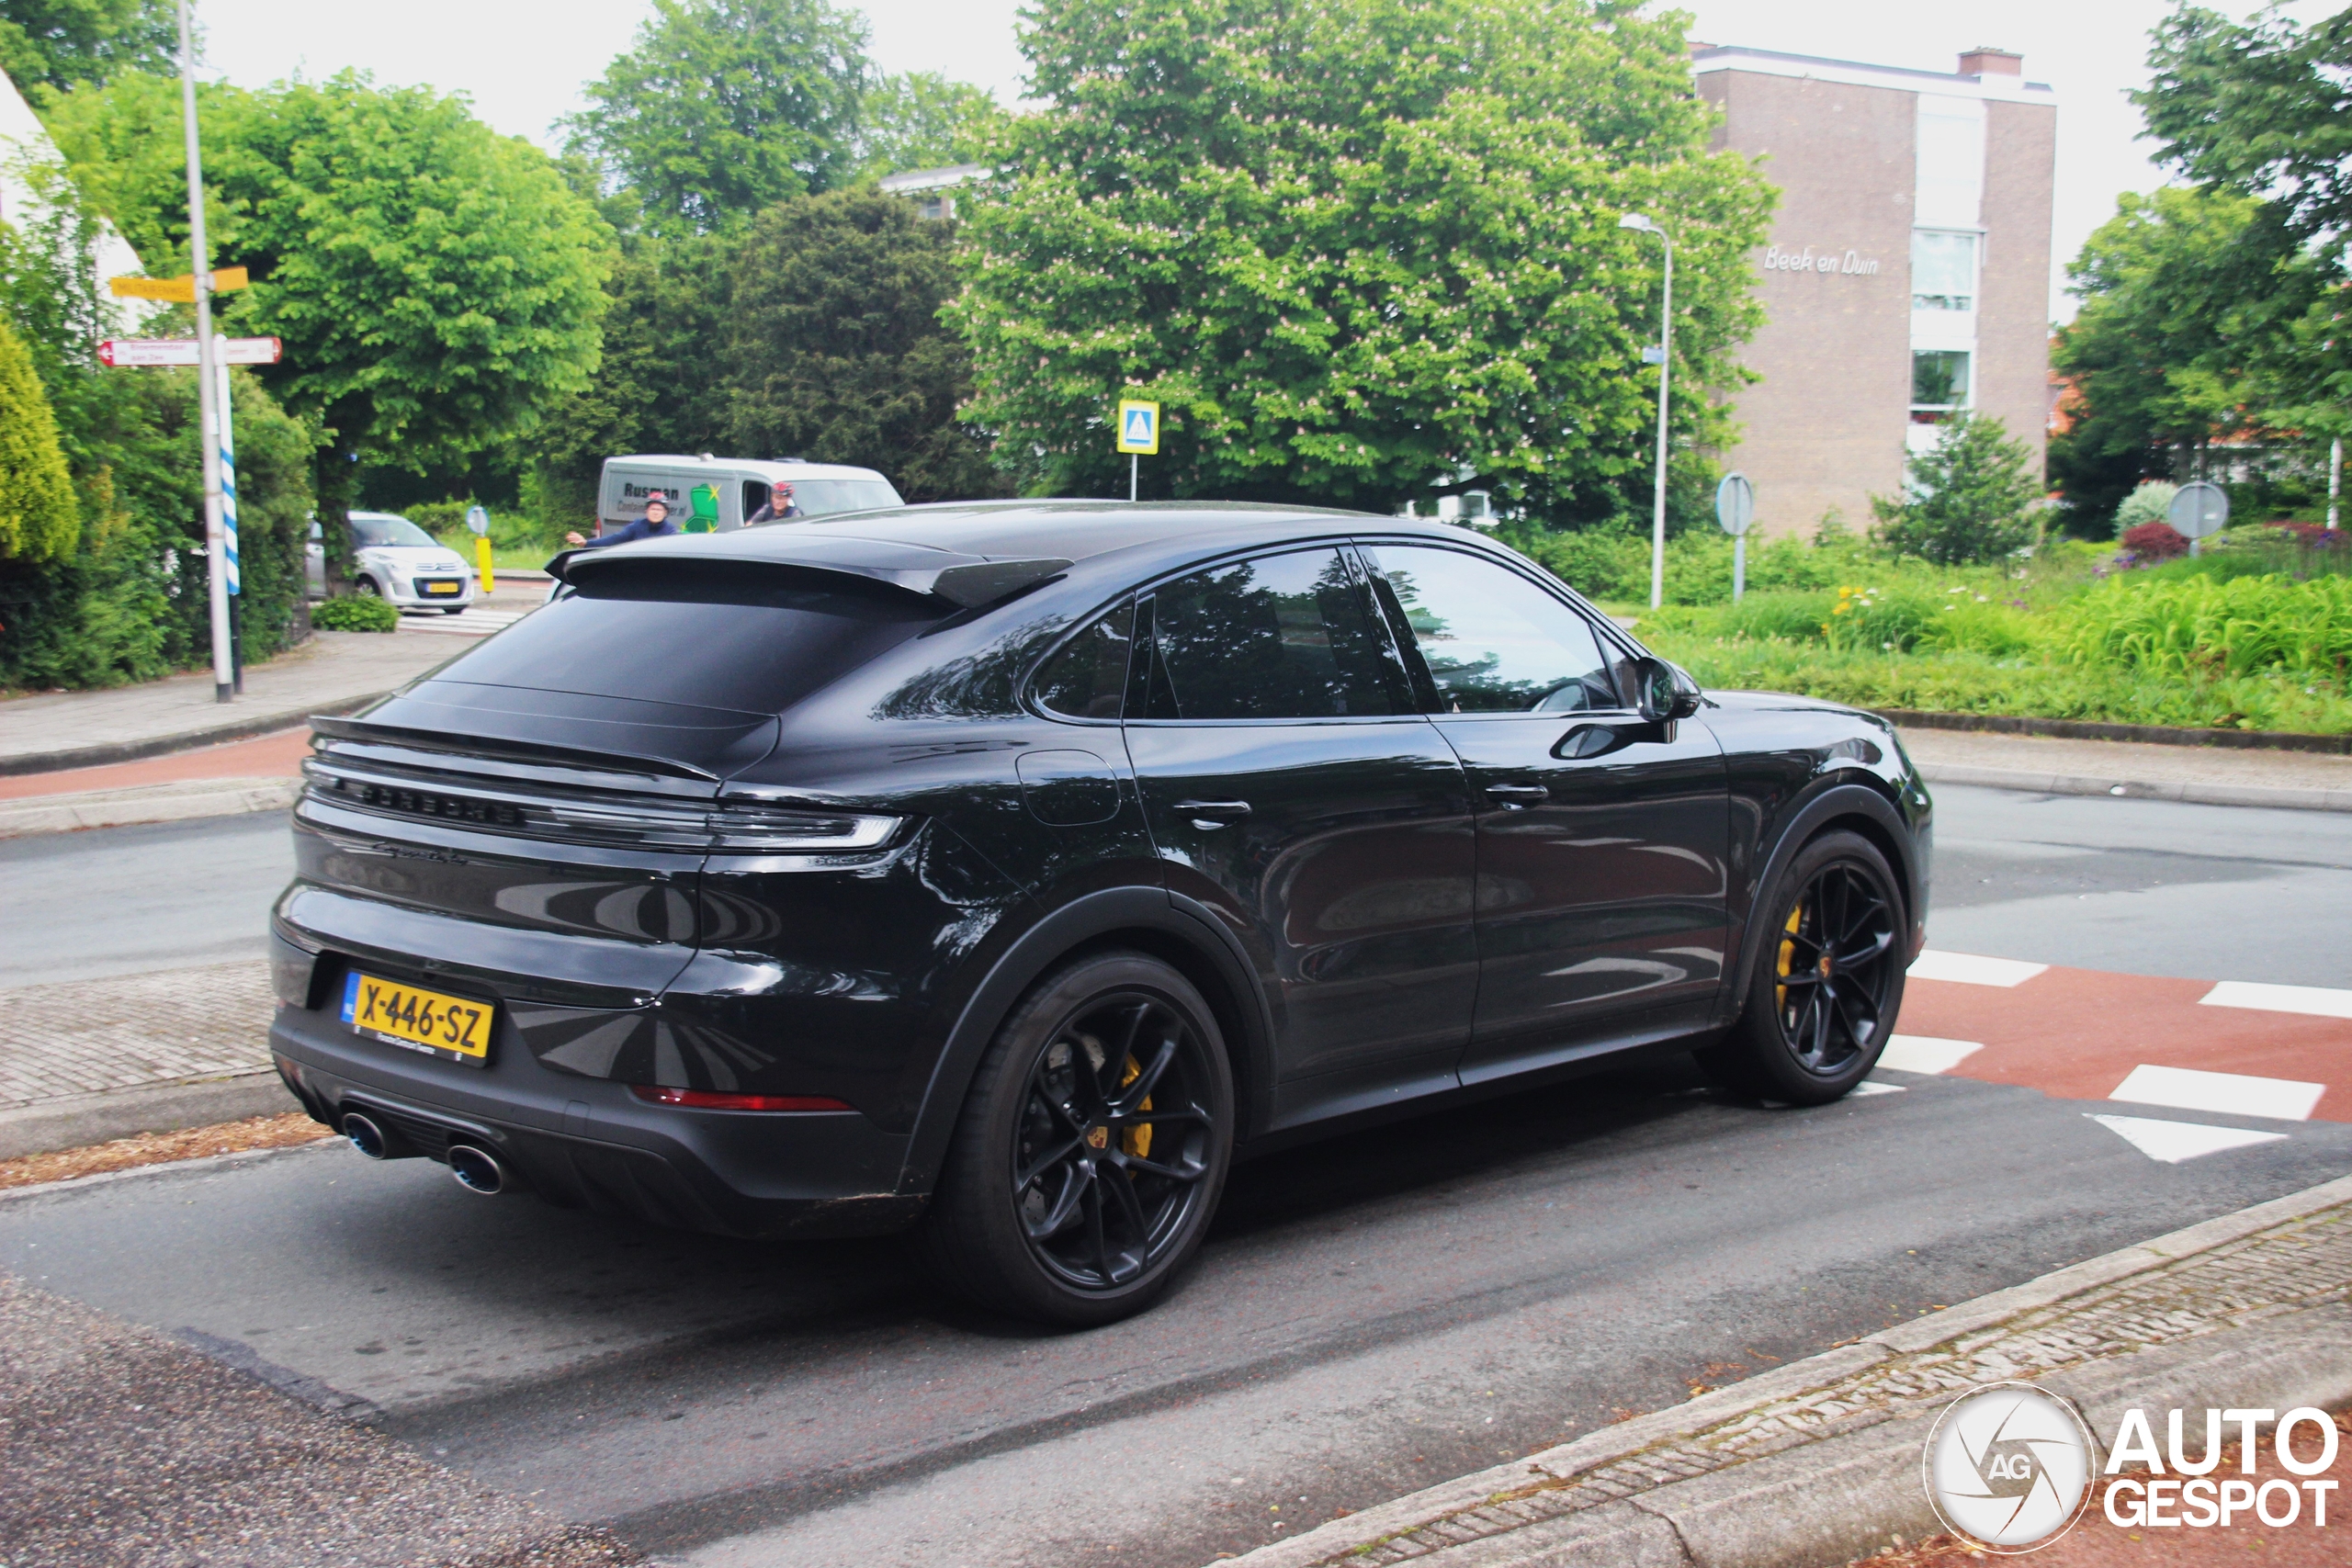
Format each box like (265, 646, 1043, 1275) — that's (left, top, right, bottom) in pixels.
(2120, 521, 2189, 560)
(2111, 481, 2178, 537)
(311, 593, 400, 632)
(2057, 572, 2352, 680)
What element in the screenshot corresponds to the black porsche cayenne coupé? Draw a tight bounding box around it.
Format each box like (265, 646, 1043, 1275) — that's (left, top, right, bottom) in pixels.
(267, 502, 1931, 1325)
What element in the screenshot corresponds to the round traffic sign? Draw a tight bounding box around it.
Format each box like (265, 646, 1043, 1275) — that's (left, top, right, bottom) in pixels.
(465, 504, 491, 536)
(2167, 480, 2229, 539)
(1715, 472, 1755, 537)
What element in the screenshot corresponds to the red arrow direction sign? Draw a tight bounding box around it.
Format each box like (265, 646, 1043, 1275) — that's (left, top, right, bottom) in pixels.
(97, 337, 283, 368)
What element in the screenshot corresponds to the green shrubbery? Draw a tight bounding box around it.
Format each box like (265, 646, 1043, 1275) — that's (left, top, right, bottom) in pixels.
(1556, 517, 2352, 733)
(311, 594, 400, 632)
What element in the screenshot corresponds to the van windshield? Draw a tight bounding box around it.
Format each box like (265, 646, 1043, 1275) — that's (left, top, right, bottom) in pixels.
(778, 479, 901, 518)
(436, 561, 941, 715)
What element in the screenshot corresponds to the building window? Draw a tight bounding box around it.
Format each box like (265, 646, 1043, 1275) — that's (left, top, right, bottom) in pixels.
(1911, 349, 1971, 423)
(916, 195, 956, 221)
(1912, 231, 1977, 311)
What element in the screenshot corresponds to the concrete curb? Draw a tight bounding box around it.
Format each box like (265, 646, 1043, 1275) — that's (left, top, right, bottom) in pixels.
(1222, 1172, 2352, 1568)
(0, 694, 373, 778)
(0, 1069, 300, 1161)
(0, 776, 301, 839)
(1874, 707, 2352, 755)
(1917, 760, 2352, 813)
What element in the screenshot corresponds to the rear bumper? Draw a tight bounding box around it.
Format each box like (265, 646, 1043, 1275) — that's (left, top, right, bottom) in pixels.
(268, 1002, 922, 1240)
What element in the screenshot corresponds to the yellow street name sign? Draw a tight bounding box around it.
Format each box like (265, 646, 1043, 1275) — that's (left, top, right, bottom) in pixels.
(107, 266, 251, 302)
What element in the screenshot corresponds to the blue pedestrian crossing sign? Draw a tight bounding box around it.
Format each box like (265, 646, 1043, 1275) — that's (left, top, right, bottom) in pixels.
(1116, 399, 1161, 455)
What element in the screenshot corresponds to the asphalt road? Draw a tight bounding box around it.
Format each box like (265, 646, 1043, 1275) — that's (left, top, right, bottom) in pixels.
(2, 784, 2348, 1566)
(0, 811, 289, 986)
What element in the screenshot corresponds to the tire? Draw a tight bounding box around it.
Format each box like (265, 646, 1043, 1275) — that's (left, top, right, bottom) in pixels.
(1698, 830, 1906, 1106)
(355, 577, 381, 597)
(916, 952, 1234, 1326)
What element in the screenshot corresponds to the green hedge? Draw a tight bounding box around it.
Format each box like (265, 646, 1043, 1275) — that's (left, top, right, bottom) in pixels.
(311, 593, 399, 632)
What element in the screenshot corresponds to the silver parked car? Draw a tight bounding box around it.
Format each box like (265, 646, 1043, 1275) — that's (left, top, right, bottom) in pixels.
(307, 512, 477, 614)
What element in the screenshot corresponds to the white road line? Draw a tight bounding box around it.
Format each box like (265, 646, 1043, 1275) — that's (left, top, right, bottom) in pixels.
(2199, 981, 2352, 1021)
(2086, 1114, 2289, 1165)
(1850, 1080, 1906, 1097)
(2109, 1064, 2326, 1122)
(1907, 951, 2049, 987)
(1876, 1035, 1984, 1075)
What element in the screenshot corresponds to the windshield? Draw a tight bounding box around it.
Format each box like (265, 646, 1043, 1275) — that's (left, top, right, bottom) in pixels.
(437, 560, 941, 715)
(351, 514, 438, 549)
(775, 479, 902, 519)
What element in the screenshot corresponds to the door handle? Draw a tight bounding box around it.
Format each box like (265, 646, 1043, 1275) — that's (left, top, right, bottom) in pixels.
(1173, 799, 1252, 829)
(1482, 783, 1550, 808)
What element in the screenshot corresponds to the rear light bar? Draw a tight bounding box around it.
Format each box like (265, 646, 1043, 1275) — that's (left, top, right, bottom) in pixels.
(629, 1085, 852, 1112)
(304, 761, 899, 852)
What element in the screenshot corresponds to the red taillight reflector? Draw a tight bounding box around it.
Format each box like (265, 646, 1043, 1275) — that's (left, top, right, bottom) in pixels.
(629, 1085, 851, 1112)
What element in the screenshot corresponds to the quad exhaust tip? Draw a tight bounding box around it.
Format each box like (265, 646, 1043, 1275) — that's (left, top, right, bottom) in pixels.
(341, 1111, 391, 1160)
(446, 1142, 508, 1196)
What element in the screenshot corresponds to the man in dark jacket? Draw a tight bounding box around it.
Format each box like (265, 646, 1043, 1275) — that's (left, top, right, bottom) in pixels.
(565, 494, 681, 549)
(746, 481, 802, 525)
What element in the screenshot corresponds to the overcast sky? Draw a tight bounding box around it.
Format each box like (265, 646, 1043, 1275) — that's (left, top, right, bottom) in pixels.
(190, 0, 2329, 322)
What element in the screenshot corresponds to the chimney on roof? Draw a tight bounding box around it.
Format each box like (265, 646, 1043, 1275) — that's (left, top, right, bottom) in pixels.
(1959, 47, 2022, 76)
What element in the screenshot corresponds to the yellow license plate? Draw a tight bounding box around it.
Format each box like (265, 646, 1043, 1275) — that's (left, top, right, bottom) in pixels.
(339, 971, 493, 1066)
(424, 581, 461, 595)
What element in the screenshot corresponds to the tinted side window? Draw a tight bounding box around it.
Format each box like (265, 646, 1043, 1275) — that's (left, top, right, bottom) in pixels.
(1145, 549, 1403, 720)
(1365, 546, 1619, 714)
(1033, 603, 1135, 720)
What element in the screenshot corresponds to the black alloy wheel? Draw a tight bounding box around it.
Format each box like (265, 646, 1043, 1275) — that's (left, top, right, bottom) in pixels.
(919, 953, 1233, 1325)
(1700, 829, 1905, 1105)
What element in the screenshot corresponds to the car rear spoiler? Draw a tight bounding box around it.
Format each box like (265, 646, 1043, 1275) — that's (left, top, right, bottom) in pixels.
(547, 541, 1073, 610)
(308, 714, 727, 783)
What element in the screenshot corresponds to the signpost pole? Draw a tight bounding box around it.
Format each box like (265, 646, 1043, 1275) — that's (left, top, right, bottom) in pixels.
(1714, 471, 1755, 604)
(177, 0, 232, 703)
(216, 342, 242, 693)
(467, 504, 494, 594)
(1131, 454, 1138, 504)
(2330, 436, 2341, 532)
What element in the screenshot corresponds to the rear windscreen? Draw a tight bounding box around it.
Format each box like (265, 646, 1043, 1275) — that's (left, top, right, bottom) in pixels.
(438, 561, 941, 715)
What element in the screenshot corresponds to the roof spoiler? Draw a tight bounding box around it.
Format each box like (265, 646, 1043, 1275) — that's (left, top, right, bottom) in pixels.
(308, 714, 725, 782)
(547, 547, 1072, 610)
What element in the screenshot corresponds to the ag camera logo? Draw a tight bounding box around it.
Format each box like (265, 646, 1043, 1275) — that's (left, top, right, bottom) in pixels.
(1923, 1382, 2096, 1551)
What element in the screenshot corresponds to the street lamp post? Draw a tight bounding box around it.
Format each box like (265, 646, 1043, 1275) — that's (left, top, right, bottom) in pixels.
(1620, 212, 1672, 610)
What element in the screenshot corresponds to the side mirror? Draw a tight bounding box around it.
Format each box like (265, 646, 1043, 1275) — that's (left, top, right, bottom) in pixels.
(1632, 657, 1702, 723)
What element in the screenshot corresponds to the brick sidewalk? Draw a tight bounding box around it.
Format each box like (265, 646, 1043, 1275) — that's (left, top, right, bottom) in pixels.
(0, 962, 274, 1111)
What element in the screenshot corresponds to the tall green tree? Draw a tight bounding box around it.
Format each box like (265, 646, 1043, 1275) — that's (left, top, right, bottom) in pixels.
(951, 0, 1770, 517)
(856, 72, 1000, 176)
(40, 72, 612, 573)
(0, 0, 174, 93)
(1871, 412, 2042, 566)
(565, 0, 872, 233)
(721, 189, 1003, 501)
(2048, 186, 2282, 528)
(2135, 5, 2352, 477)
(0, 314, 76, 564)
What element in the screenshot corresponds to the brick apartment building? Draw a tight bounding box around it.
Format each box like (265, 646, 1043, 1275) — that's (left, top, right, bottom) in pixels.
(1693, 45, 2058, 536)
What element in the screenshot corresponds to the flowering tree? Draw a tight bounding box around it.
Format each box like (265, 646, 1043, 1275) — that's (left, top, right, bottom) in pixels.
(952, 0, 1772, 517)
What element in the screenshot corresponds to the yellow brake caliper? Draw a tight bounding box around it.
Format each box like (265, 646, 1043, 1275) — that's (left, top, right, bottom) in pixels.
(1776, 901, 1803, 1012)
(1119, 1056, 1153, 1161)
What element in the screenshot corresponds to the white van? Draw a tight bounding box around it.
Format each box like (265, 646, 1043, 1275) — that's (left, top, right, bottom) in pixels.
(594, 455, 904, 536)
